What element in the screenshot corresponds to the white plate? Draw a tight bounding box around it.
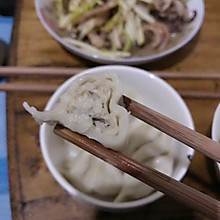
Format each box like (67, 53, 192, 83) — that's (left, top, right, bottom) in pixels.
(212, 103, 220, 180)
(34, 0, 205, 65)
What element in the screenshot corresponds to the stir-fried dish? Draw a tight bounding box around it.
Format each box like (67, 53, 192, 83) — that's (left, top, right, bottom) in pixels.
(54, 0, 196, 58)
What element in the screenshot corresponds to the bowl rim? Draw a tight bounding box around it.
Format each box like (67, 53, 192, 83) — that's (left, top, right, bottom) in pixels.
(34, 0, 205, 65)
(39, 65, 195, 210)
(211, 102, 220, 179)
(212, 103, 220, 142)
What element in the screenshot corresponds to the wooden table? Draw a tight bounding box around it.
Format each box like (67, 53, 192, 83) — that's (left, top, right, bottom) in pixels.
(6, 0, 220, 219)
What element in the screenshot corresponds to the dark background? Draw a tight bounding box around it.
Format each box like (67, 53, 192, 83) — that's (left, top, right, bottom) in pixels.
(0, 0, 15, 16)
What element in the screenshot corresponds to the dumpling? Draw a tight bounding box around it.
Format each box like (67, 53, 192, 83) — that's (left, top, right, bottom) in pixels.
(123, 117, 163, 156)
(79, 157, 123, 196)
(114, 154, 174, 203)
(62, 142, 123, 197)
(114, 173, 154, 203)
(23, 73, 129, 150)
(114, 129, 174, 202)
(132, 132, 174, 162)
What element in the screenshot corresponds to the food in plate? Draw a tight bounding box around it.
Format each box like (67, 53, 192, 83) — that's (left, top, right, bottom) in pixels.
(23, 73, 174, 202)
(51, 0, 196, 58)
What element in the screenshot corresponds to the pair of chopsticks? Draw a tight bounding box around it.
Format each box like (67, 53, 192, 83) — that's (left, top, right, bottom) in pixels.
(0, 66, 220, 99)
(54, 96, 220, 220)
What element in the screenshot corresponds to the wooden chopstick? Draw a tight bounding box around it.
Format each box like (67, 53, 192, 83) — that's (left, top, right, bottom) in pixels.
(178, 90, 220, 99)
(54, 124, 220, 220)
(122, 96, 220, 162)
(1, 66, 219, 98)
(0, 66, 220, 79)
(0, 82, 58, 92)
(0, 66, 84, 77)
(1, 82, 220, 100)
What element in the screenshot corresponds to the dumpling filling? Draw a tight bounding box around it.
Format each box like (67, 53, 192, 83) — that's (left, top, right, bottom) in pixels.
(23, 72, 174, 202)
(23, 73, 129, 150)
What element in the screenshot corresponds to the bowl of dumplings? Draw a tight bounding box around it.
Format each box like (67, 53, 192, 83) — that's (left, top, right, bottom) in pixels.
(24, 65, 194, 210)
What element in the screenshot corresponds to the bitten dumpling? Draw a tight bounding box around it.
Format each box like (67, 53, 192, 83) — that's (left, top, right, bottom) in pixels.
(23, 73, 129, 150)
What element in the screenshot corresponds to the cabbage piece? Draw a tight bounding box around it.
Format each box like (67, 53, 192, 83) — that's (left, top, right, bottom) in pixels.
(101, 8, 121, 32)
(119, 0, 137, 12)
(110, 25, 123, 50)
(77, 18, 98, 39)
(56, 0, 65, 18)
(68, 0, 81, 11)
(58, 14, 71, 29)
(139, 0, 153, 3)
(135, 15, 145, 46)
(63, 37, 131, 58)
(125, 11, 137, 43)
(134, 4, 156, 24)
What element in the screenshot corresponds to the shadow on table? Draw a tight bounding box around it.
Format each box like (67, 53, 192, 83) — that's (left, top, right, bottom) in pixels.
(95, 196, 201, 220)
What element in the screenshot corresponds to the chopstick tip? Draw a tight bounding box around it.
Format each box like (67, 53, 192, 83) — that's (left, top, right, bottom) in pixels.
(121, 95, 131, 108)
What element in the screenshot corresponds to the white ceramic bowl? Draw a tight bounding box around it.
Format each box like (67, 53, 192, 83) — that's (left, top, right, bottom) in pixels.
(212, 103, 220, 180)
(34, 0, 205, 65)
(39, 65, 194, 211)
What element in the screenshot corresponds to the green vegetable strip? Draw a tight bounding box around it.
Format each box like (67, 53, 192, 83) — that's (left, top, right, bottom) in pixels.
(56, 0, 64, 18)
(123, 31, 132, 52)
(70, 0, 98, 24)
(101, 8, 121, 32)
